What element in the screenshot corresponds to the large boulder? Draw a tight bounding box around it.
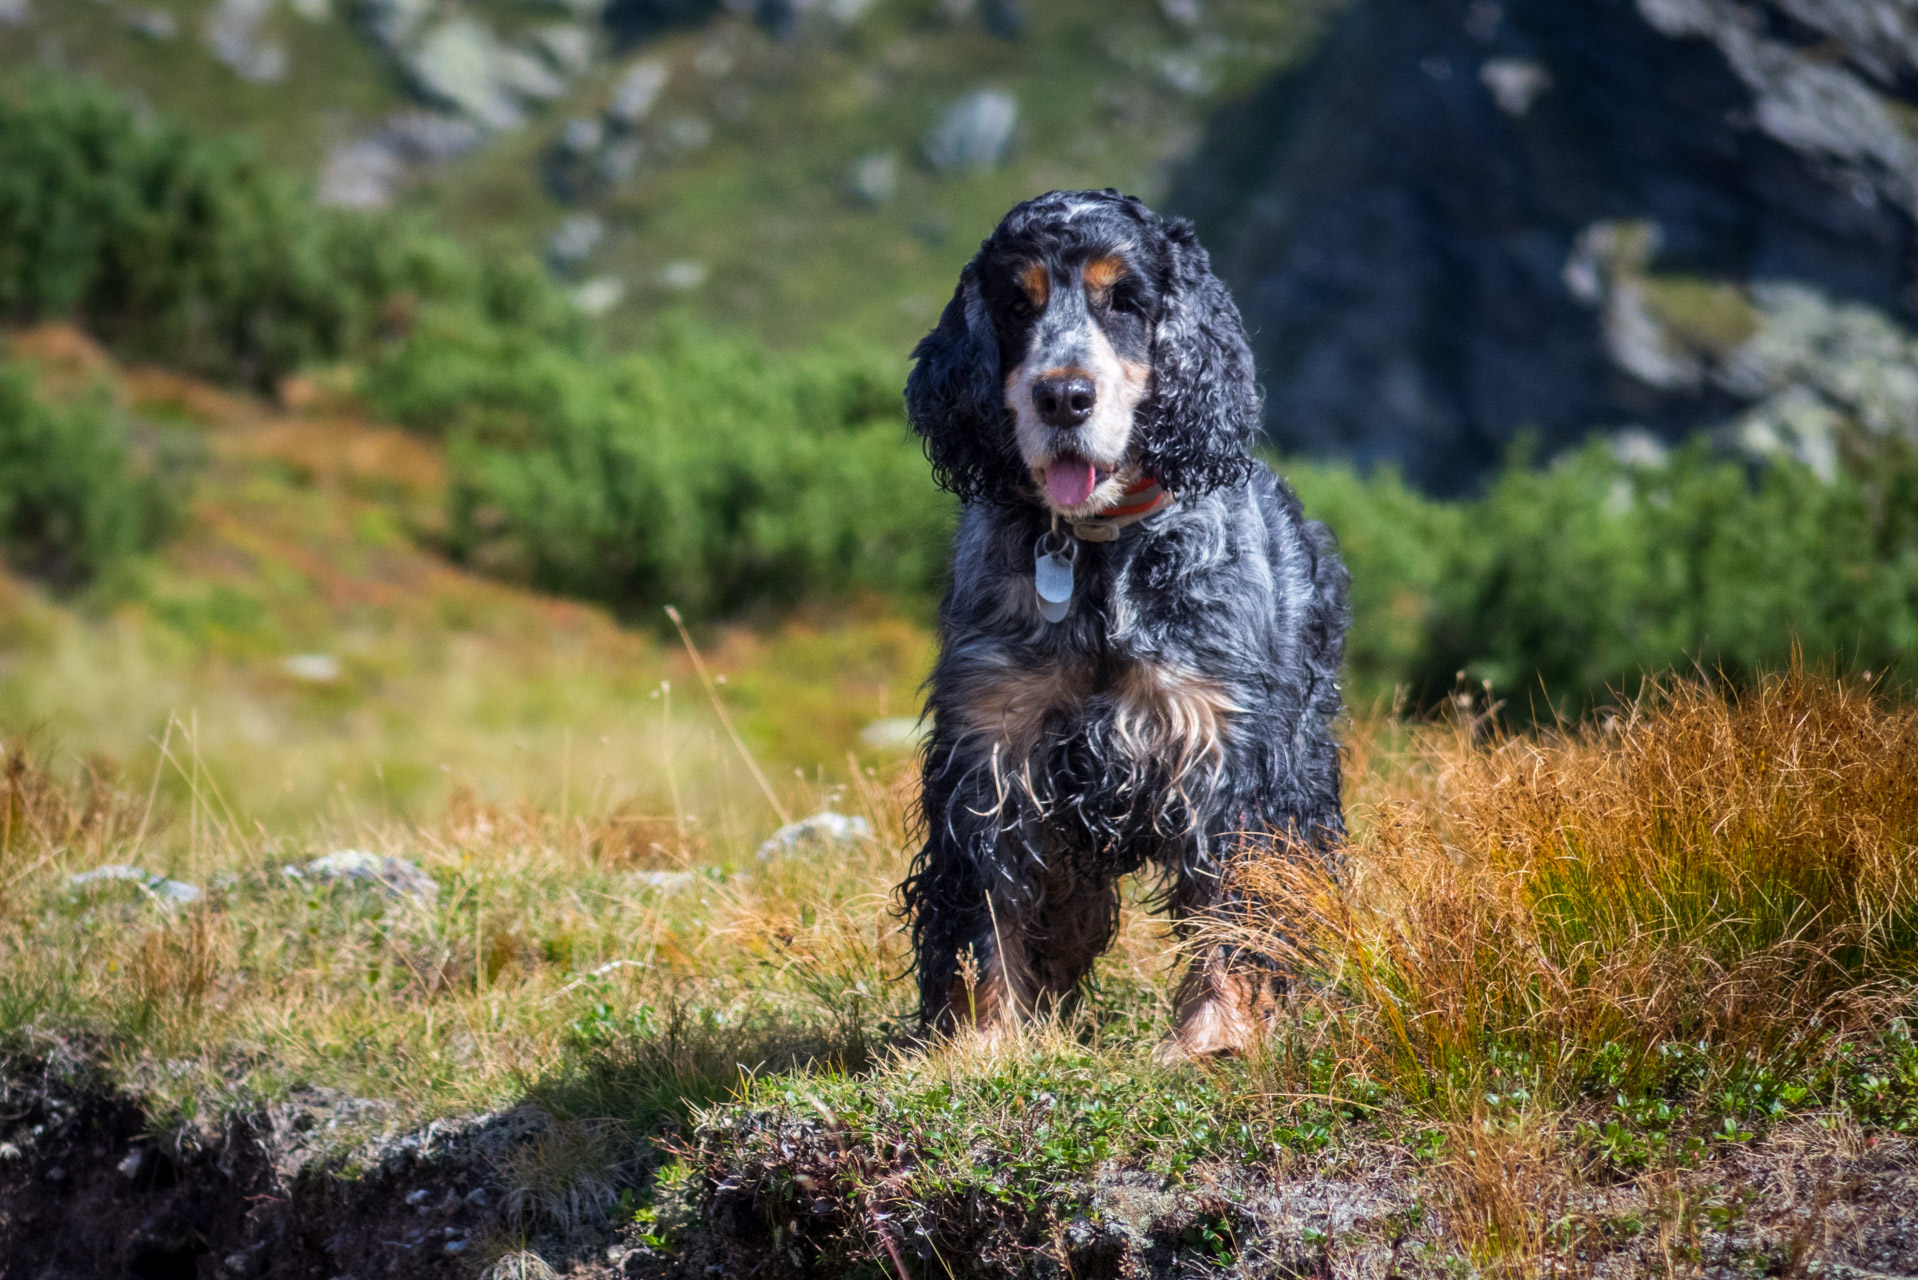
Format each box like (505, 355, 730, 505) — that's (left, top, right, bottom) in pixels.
(1173, 0, 1918, 493)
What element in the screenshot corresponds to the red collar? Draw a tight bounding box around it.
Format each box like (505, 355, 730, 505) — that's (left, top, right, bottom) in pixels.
(1066, 474, 1176, 542)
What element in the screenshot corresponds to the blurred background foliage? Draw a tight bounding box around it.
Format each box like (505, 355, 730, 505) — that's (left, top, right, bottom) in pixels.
(0, 0, 1913, 753)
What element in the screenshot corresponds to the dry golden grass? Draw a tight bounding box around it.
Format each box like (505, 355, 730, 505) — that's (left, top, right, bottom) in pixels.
(1200, 670, 1918, 1269)
(1233, 670, 1918, 1104)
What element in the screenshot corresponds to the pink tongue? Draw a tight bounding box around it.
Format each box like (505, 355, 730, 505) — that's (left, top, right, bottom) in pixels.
(1045, 457, 1099, 506)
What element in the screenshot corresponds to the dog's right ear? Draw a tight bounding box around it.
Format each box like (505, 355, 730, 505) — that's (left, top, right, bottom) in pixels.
(906, 262, 1020, 503)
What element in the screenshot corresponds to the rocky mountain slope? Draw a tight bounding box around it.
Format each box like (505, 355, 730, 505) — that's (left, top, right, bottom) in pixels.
(1177, 0, 1918, 492)
(0, 0, 1323, 351)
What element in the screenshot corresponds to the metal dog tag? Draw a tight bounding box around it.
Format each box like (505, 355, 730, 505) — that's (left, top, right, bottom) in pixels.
(1034, 533, 1076, 623)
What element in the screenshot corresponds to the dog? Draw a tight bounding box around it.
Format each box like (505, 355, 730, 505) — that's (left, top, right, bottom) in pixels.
(898, 189, 1349, 1061)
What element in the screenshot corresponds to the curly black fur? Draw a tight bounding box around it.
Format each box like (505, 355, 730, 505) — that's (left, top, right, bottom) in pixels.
(900, 190, 1348, 1045)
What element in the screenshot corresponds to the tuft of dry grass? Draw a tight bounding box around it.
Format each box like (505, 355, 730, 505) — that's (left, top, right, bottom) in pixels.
(1232, 669, 1918, 1109)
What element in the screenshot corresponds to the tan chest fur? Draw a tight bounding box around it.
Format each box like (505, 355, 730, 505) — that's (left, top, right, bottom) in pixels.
(954, 655, 1239, 780)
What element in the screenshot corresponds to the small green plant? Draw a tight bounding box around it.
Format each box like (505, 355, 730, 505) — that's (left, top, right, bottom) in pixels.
(0, 359, 181, 587)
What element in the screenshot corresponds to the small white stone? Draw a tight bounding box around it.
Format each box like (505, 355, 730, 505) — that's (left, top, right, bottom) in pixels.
(570, 276, 626, 316)
(656, 260, 707, 291)
(283, 653, 342, 683)
(302, 850, 437, 901)
(756, 812, 873, 861)
(607, 58, 669, 126)
(923, 90, 1018, 172)
(68, 864, 203, 907)
(1481, 57, 1552, 116)
(849, 152, 898, 205)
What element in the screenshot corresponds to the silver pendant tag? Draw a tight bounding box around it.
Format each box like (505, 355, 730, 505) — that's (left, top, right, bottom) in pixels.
(1034, 533, 1076, 623)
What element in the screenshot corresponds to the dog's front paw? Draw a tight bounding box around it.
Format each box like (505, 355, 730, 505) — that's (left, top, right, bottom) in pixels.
(1155, 998, 1253, 1064)
(1159, 961, 1282, 1064)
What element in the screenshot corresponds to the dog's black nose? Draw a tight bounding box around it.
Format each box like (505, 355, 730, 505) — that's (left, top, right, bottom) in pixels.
(1032, 375, 1096, 428)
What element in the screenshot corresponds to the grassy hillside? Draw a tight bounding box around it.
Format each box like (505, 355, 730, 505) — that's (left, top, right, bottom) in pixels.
(0, 326, 931, 832)
(0, 1, 1335, 352)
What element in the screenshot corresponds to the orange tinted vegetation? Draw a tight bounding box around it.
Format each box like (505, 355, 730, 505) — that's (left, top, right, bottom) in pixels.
(1234, 669, 1918, 1102)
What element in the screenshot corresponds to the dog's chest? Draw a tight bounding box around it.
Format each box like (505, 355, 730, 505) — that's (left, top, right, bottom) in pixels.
(955, 651, 1240, 769)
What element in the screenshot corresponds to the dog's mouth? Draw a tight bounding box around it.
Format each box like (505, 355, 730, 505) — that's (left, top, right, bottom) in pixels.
(1041, 452, 1116, 508)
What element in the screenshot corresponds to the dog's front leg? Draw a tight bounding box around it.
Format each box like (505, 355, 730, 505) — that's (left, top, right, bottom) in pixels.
(1157, 838, 1287, 1063)
(905, 742, 1044, 1039)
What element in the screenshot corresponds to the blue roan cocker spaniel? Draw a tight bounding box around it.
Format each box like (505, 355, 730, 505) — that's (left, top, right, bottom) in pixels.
(900, 189, 1349, 1060)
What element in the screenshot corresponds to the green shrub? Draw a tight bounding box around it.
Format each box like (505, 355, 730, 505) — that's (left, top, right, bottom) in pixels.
(0, 361, 181, 589)
(1292, 441, 1918, 714)
(440, 333, 951, 618)
(0, 72, 580, 391)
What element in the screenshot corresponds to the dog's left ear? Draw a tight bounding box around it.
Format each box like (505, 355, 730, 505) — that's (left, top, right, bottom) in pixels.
(1136, 219, 1261, 495)
(906, 261, 1022, 503)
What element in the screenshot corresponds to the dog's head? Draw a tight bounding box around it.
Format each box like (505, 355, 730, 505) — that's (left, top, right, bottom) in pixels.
(906, 189, 1260, 514)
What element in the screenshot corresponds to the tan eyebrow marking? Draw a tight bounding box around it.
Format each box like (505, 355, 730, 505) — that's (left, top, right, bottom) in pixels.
(1083, 255, 1128, 297)
(1019, 262, 1050, 309)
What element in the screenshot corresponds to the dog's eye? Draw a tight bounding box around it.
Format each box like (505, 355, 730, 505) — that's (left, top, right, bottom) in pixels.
(1107, 284, 1146, 317)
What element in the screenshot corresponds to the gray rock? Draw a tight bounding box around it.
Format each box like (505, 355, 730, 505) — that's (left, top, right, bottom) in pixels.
(532, 23, 594, 75)
(1479, 56, 1550, 115)
(492, 44, 568, 104)
(849, 151, 899, 205)
(67, 864, 202, 907)
(547, 213, 606, 269)
(126, 8, 178, 39)
(569, 276, 625, 315)
(291, 850, 437, 901)
(205, 0, 287, 84)
(1169, 0, 1918, 493)
(559, 116, 604, 156)
(599, 139, 644, 184)
(317, 112, 480, 210)
(923, 89, 1018, 172)
(319, 141, 404, 210)
(361, 0, 435, 51)
(382, 111, 485, 163)
(0, 0, 29, 28)
(407, 18, 525, 129)
(1158, 0, 1918, 495)
(755, 811, 872, 860)
(656, 259, 707, 291)
(607, 58, 669, 126)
